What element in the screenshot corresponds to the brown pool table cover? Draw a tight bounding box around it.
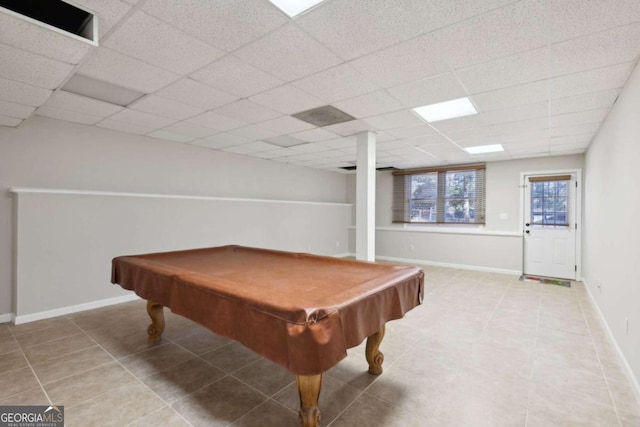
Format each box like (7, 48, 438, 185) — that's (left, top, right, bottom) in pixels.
(111, 245, 424, 375)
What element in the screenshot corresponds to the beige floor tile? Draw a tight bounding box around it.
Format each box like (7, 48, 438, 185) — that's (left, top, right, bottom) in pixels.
(619, 410, 640, 427)
(232, 357, 295, 396)
(0, 366, 41, 399)
(0, 334, 18, 355)
(64, 381, 164, 427)
(527, 383, 619, 426)
(172, 327, 232, 355)
(530, 360, 612, 405)
(432, 390, 527, 427)
(465, 342, 533, 381)
(22, 332, 95, 365)
(0, 324, 11, 339)
(0, 386, 49, 406)
(88, 329, 162, 359)
(0, 350, 28, 375)
(451, 367, 530, 409)
(127, 406, 192, 427)
(119, 343, 195, 378)
(14, 321, 83, 348)
(324, 351, 382, 391)
(141, 357, 225, 403)
(172, 376, 267, 427)
(32, 345, 114, 385)
(330, 393, 427, 427)
(608, 378, 640, 416)
(200, 341, 261, 373)
(230, 400, 298, 427)
(273, 373, 362, 425)
(9, 316, 72, 337)
(44, 362, 136, 407)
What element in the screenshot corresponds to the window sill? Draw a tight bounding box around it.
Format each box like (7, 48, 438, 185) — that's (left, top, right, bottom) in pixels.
(348, 224, 521, 237)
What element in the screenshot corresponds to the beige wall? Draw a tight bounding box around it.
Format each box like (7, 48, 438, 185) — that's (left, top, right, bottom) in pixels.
(347, 154, 584, 272)
(0, 116, 349, 318)
(584, 60, 640, 386)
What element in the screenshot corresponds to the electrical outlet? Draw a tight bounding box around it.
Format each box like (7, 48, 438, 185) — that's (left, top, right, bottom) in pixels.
(409, 244, 415, 251)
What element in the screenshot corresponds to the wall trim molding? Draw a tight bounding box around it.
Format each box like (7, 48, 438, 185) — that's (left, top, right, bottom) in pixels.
(13, 294, 140, 325)
(582, 278, 640, 405)
(342, 252, 521, 275)
(0, 313, 13, 324)
(347, 225, 521, 237)
(10, 187, 352, 207)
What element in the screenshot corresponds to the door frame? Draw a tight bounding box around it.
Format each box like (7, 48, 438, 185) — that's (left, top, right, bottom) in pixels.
(519, 168, 582, 280)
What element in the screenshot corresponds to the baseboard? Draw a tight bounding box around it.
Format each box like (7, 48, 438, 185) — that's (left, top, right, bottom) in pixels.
(0, 313, 13, 324)
(332, 252, 352, 258)
(374, 254, 521, 276)
(582, 278, 640, 405)
(13, 294, 140, 325)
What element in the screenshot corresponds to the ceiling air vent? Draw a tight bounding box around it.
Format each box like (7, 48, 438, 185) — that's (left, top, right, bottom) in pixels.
(292, 105, 355, 127)
(339, 166, 399, 171)
(0, 0, 97, 45)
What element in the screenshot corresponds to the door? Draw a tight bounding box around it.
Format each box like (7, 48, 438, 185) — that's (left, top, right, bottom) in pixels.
(523, 173, 577, 280)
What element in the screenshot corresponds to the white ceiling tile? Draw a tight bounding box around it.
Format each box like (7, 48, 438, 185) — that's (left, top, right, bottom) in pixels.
(196, 132, 251, 149)
(431, 0, 547, 70)
(188, 111, 248, 131)
(550, 23, 640, 77)
(213, 99, 281, 123)
(333, 90, 403, 119)
(104, 11, 224, 75)
(550, 134, 592, 146)
(0, 77, 51, 107)
(148, 129, 195, 143)
(97, 119, 157, 135)
(36, 106, 103, 125)
(248, 84, 324, 115)
(155, 78, 238, 110)
(0, 115, 22, 127)
(363, 110, 425, 130)
(290, 127, 338, 142)
(238, 141, 281, 152)
(72, 0, 133, 34)
(480, 101, 549, 126)
(550, 122, 601, 138)
(257, 115, 315, 135)
(323, 120, 374, 137)
(0, 100, 35, 119)
(551, 89, 619, 116)
(456, 47, 549, 93)
(79, 48, 180, 93)
(377, 140, 411, 151)
(223, 144, 257, 154)
(0, 12, 93, 64)
(191, 55, 283, 98)
(349, 33, 450, 88)
(386, 125, 437, 139)
(317, 137, 356, 150)
(108, 108, 177, 128)
(405, 134, 452, 147)
(0, 43, 74, 89)
(130, 95, 204, 120)
(550, 109, 608, 128)
(388, 73, 469, 108)
(292, 63, 379, 104)
(429, 113, 486, 133)
(252, 150, 284, 159)
(143, 0, 287, 52)
(470, 80, 550, 111)
(289, 143, 328, 153)
(374, 131, 397, 143)
(228, 124, 278, 140)
(550, 0, 640, 43)
(550, 62, 632, 99)
(162, 121, 220, 139)
(234, 24, 341, 81)
(45, 90, 123, 117)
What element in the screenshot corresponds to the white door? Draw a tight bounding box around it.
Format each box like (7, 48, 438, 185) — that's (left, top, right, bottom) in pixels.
(523, 173, 577, 280)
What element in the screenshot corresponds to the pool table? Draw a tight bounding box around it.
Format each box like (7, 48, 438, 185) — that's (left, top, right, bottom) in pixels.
(111, 245, 424, 426)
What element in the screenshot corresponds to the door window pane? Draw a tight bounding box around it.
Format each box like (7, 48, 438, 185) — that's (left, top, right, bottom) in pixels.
(530, 180, 569, 226)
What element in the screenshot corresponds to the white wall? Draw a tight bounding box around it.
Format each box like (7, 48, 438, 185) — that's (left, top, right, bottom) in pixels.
(0, 116, 349, 319)
(347, 154, 584, 272)
(584, 61, 640, 386)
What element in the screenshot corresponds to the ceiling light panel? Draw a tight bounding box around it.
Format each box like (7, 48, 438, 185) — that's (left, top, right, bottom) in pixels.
(465, 144, 504, 154)
(268, 0, 325, 18)
(62, 74, 144, 107)
(413, 97, 478, 123)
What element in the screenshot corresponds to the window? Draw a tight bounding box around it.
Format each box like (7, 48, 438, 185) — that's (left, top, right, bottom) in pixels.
(529, 175, 570, 226)
(393, 164, 486, 224)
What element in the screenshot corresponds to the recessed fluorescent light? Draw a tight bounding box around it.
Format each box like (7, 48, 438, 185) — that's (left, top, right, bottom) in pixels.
(62, 74, 145, 107)
(465, 144, 504, 154)
(413, 97, 478, 123)
(268, 0, 325, 17)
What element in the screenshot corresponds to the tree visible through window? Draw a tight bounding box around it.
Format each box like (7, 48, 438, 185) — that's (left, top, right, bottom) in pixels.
(529, 178, 569, 226)
(393, 164, 486, 224)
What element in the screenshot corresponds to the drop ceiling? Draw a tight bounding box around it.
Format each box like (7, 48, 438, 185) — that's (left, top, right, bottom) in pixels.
(1, 0, 639, 173)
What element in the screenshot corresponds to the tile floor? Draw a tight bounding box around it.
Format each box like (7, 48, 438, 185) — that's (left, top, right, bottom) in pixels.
(1, 266, 639, 426)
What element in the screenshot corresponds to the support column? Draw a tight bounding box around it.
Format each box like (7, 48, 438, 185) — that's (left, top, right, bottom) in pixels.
(356, 131, 376, 261)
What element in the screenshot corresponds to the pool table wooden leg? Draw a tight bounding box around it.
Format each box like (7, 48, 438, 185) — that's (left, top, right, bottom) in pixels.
(365, 325, 386, 375)
(296, 374, 322, 427)
(146, 300, 165, 343)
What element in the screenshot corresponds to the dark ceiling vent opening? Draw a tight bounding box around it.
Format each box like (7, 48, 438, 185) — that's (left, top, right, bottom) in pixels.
(292, 105, 356, 127)
(0, 0, 96, 43)
(339, 166, 399, 171)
